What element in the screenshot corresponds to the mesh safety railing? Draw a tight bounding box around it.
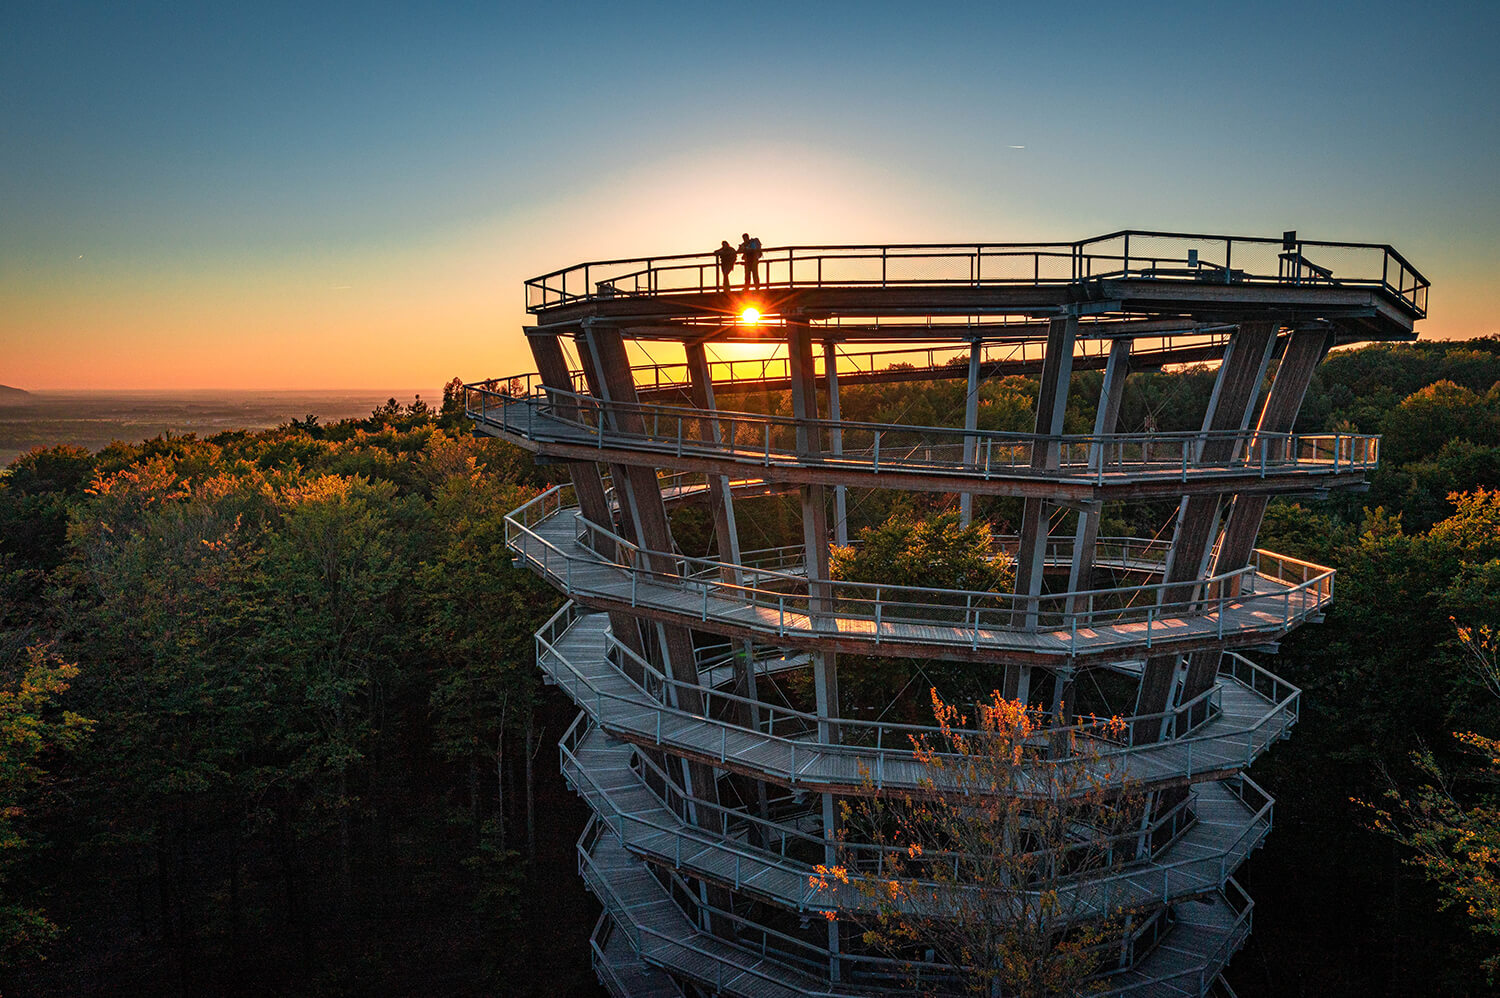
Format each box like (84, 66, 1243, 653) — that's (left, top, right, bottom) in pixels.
(525, 230, 1428, 317)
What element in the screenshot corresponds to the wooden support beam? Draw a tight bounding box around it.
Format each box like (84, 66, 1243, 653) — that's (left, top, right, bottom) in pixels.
(686, 343, 772, 826)
(960, 337, 982, 527)
(788, 326, 840, 731)
(1177, 325, 1333, 726)
(1212, 325, 1333, 579)
(1067, 338, 1133, 606)
(1134, 321, 1278, 741)
(526, 329, 647, 664)
(1008, 315, 1077, 699)
(824, 341, 849, 547)
(789, 324, 842, 979)
(1013, 316, 1078, 628)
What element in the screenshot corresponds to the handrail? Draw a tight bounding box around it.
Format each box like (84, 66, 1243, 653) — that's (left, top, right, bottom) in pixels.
(538, 602, 1301, 792)
(508, 486, 1336, 654)
(562, 714, 1272, 916)
(580, 814, 1255, 998)
(467, 382, 1381, 484)
(585, 331, 1234, 399)
(524, 231, 1429, 318)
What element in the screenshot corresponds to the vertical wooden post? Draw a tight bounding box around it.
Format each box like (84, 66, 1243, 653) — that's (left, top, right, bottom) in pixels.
(824, 340, 849, 547)
(1013, 315, 1078, 626)
(686, 341, 772, 827)
(1067, 338, 1133, 608)
(789, 323, 841, 980)
(960, 337, 982, 527)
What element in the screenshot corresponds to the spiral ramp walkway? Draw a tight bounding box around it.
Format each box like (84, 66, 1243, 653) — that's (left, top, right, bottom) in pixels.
(472, 232, 1427, 995)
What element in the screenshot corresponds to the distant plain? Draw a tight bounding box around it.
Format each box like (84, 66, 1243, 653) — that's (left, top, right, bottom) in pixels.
(0, 390, 437, 465)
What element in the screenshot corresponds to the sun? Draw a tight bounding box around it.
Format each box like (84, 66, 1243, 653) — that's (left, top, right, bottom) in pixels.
(739, 306, 761, 325)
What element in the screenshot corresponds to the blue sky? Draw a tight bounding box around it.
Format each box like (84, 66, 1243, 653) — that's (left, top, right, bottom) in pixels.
(3, 1, 1496, 388)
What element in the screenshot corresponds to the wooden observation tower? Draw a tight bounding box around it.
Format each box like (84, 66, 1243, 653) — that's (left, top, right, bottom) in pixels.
(469, 231, 1428, 996)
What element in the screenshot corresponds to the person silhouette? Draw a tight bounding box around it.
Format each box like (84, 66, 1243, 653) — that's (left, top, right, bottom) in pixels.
(715, 240, 737, 293)
(738, 232, 763, 290)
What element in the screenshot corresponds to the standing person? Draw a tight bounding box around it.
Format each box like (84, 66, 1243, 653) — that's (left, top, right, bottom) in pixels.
(738, 232, 763, 290)
(715, 240, 737, 293)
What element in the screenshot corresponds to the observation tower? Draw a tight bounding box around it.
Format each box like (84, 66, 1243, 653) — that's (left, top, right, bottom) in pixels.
(469, 231, 1427, 996)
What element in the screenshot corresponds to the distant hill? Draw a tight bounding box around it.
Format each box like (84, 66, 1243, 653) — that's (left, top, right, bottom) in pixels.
(0, 385, 33, 403)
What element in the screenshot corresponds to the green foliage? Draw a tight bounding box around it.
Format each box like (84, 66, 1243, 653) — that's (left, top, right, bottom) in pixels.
(0, 385, 575, 991)
(1380, 381, 1500, 466)
(831, 510, 1015, 593)
(813, 691, 1137, 997)
(0, 646, 92, 968)
(1361, 624, 1500, 977)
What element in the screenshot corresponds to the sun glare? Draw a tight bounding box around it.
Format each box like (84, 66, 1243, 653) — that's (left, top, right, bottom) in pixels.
(739, 306, 761, 325)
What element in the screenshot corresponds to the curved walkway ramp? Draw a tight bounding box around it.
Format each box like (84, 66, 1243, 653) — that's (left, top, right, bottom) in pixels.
(591, 912, 686, 998)
(538, 605, 1299, 795)
(509, 496, 1333, 667)
(561, 717, 1272, 919)
(469, 387, 1378, 501)
(579, 812, 1253, 998)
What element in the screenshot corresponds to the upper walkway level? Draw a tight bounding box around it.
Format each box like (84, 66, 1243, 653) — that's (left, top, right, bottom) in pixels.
(469, 386, 1378, 501)
(525, 231, 1428, 338)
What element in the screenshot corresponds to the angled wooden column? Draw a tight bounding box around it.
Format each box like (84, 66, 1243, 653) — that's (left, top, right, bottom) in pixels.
(788, 326, 839, 736)
(1176, 325, 1333, 722)
(686, 342, 772, 823)
(1005, 315, 1076, 701)
(823, 341, 849, 546)
(1212, 325, 1333, 579)
(684, 343, 745, 576)
(1067, 338, 1133, 607)
(577, 327, 702, 701)
(525, 329, 647, 664)
(1012, 316, 1077, 627)
(1134, 321, 1278, 740)
(789, 324, 843, 981)
(959, 337, 982, 527)
(577, 325, 732, 853)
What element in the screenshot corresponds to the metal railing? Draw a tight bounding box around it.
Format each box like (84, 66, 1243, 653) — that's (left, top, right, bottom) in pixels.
(589, 914, 685, 998)
(563, 712, 1272, 918)
(538, 602, 1301, 793)
(507, 485, 1335, 656)
(593, 331, 1234, 399)
(468, 382, 1381, 485)
(579, 815, 1255, 998)
(524, 230, 1428, 317)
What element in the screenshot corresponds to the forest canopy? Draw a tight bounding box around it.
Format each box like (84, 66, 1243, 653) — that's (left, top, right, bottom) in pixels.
(0, 341, 1498, 996)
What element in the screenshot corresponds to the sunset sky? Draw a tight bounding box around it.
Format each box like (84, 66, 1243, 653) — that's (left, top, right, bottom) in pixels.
(3, 2, 1497, 390)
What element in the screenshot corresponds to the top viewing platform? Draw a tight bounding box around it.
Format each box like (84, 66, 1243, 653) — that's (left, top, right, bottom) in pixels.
(525, 230, 1428, 340)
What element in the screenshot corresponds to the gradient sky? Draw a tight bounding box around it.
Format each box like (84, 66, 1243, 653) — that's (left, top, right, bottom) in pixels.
(3, 1, 1497, 390)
